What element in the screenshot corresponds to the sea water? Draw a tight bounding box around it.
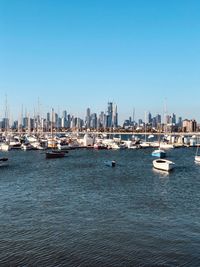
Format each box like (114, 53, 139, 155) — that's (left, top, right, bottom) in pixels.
(0, 147, 200, 266)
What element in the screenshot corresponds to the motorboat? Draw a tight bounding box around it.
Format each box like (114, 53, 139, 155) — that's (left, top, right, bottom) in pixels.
(104, 160, 116, 167)
(46, 150, 66, 159)
(0, 142, 10, 151)
(21, 143, 35, 151)
(0, 157, 8, 167)
(152, 149, 166, 158)
(93, 143, 107, 149)
(153, 159, 175, 171)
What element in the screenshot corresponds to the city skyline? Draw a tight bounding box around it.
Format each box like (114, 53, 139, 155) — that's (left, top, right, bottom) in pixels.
(0, 96, 198, 126)
(0, 99, 198, 133)
(1, 1, 200, 121)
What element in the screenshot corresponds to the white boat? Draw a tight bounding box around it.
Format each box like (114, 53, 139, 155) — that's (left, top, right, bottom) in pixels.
(152, 148, 166, 158)
(140, 142, 151, 148)
(0, 157, 8, 167)
(21, 143, 34, 151)
(159, 142, 174, 149)
(195, 145, 200, 163)
(195, 156, 200, 163)
(153, 159, 175, 171)
(0, 142, 10, 151)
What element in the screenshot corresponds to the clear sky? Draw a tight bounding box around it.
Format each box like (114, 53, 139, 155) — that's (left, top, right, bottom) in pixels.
(0, 0, 200, 123)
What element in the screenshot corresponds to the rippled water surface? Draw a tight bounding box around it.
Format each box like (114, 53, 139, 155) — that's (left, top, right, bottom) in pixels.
(0, 148, 200, 266)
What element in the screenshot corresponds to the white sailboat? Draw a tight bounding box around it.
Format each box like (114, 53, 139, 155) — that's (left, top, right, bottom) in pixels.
(195, 145, 200, 163)
(46, 108, 65, 159)
(152, 125, 166, 158)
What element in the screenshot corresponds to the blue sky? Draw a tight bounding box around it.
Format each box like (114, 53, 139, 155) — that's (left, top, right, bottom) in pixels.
(0, 0, 200, 123)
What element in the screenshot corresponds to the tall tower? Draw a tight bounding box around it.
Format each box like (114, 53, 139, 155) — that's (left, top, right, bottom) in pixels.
(107, 102, 113, 128)
(85, 108, 91, 129)
(112, 104, 118, 128)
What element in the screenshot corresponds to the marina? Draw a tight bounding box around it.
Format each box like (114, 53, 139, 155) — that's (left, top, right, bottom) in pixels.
(1, 0, 200, 266)
(1, 131, 200, 152)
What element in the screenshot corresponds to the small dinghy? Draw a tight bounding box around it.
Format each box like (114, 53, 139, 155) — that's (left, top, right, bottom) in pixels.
(153, 159, 175, 171)
(104, 160, 116, 167)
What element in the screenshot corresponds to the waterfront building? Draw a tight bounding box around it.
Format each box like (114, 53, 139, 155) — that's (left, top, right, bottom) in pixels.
(182, 119, 197, 132)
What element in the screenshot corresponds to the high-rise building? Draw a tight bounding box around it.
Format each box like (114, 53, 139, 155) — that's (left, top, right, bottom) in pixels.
(148, 112, 152, 124)
(182, 119, 197, 132)
(156, 114, 161, 125)
(112, 104, 118, 128)
(90, 113, 97, 129)
(178, 117, 182, 127)
(172, 113, 176, 125)
(107, 102, 113, 128)
(85, 108, 91, 129)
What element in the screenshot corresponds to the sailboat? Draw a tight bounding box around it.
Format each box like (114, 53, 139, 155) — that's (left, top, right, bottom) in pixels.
(152, 124, 166, 158)
(140, 112, 150, 148)
(195, 145, 200, 163)
(152, 148, 166, 158)
(46, 108, 65, 159)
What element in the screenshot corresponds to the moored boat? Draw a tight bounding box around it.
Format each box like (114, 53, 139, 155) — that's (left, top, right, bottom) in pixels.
(195, 145, 200, 163)
(46, 151, 66, 159)
(104, 160, 116, 167)
(0, 143, 10, 151)
(153, 159, 175, 171)
(195, 155, 200, 163)
(152, 149, 166, 158)
(0, 157, 8, 167)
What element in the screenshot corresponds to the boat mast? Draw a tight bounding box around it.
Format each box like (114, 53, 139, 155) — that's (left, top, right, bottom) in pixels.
(132, 107, 135, 132)
(144, 111, 147, 142)
(4, 94, 8, 135)
(51, 108, 54, 139)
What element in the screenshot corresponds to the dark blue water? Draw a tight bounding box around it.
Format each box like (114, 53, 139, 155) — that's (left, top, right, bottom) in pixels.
(0, 148, 200, 266)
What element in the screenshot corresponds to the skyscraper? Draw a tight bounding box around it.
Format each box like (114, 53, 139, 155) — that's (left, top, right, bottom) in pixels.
(85, 108, 91, 129)
(107, 102, 113, 128)
(112, 104, 118, 128)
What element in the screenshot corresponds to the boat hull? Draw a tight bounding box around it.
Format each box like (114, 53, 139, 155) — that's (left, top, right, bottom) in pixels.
(153, 159, 175, 171)
(0, 158, 8, 167)
(152, 149, 166, 158)
(46, 151, 65, 159)
(104, 160, 116, 167)
(195, 155, 200, 163)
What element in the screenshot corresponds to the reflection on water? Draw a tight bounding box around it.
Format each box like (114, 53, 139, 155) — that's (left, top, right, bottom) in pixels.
(152, 167, 170, 177)
(0, 147, 200, 266)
